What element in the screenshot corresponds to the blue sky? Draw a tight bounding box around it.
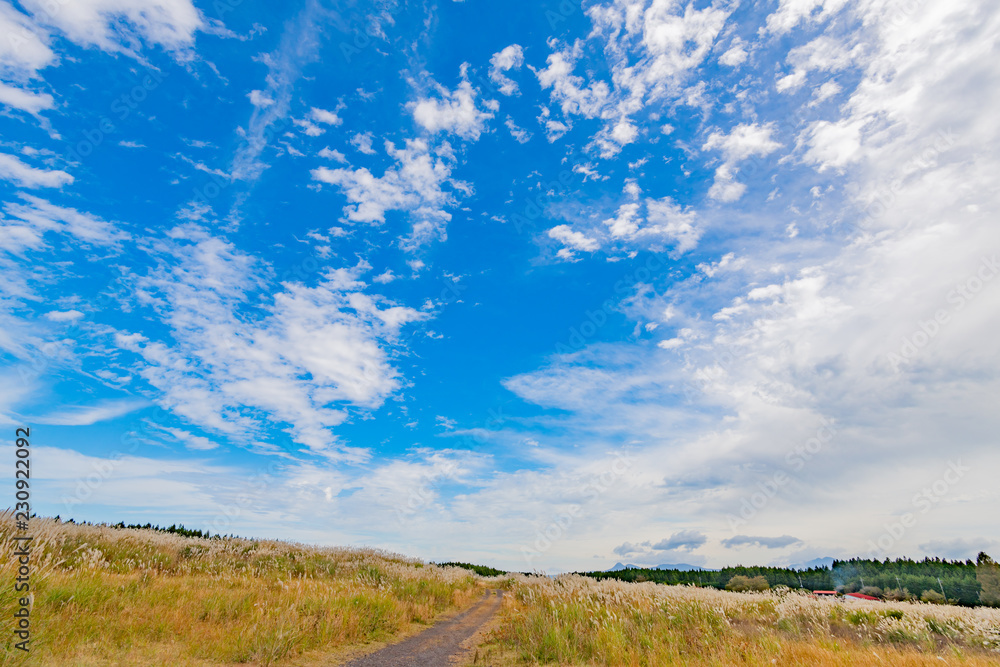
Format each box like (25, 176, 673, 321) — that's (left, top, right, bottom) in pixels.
(2, 0, 998, 573)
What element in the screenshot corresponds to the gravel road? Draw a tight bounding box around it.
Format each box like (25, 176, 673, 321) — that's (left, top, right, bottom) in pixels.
(339, 589, 503, 666)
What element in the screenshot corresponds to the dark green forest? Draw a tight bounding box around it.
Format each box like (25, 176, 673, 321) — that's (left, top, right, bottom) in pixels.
(436, 561, 508, 577)
(579, 553, 1000, 607)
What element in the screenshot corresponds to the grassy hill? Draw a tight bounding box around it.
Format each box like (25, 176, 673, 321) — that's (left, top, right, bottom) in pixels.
(0, 513, 490, 665)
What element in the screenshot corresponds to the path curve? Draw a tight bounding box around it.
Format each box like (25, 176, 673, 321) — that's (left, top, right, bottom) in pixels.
(339, 589, 503, 666)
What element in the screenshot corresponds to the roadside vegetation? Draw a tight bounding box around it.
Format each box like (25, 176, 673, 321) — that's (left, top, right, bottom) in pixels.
(475, 574, 1000, 666)
(0, 513, 483, 666)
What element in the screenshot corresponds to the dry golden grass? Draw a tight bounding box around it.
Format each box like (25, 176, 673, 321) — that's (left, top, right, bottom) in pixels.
(0, 513, 483, 666)
(5, 514, 1000, 666)
(470, 574, 1000, 666)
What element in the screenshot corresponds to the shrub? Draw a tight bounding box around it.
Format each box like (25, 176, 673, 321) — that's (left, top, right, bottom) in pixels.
(884, 588, 912, 601)
(921, 589, 946, 604)
(726, 575, 769, 592)
(859, 586, 883, 598)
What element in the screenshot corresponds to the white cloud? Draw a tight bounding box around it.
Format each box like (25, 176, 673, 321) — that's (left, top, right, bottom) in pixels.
(557, 194, 701, 261)
(311, 138, 464, 249)
(799, 119, 862, 171)
(746, 284, 783, 301)
(351, 132, 376, 155)
(410, 69, 493, 141)
(719, 39, 748, 67)
(160, 426, 218, 451)
(698, 252, 741, 278)
(810, 80, 842, 105)
(0, 0, 200, 118)
(231, 1, 325, 184)
(3, 0, 996, 574)
(35, 399, 147, 425)
(0, 152, 72, 188)
(20, 0, 204, 56)
(722, 534, 801, 549)
(293, 106, 344, 137)
(537, 107, 570, 142)
(548, 224, 599, 254)
(640, 1, 730, 82)
(318, 146, 346, 162)
(527, 1, 735, 164)
(604, 202, 641, 238)
(118, 227, 427, 460)
(0, 82, 54, 113)
(706, 164, 746, 202)
(481, 0, 1000, 572)
(532, 42, 610, 119)
(611, 119, 638, 144)
(1, 194, 128, 250)
(764, 0, 848, 35)
(489, 44, 524, 96)
(917, 538, 997, 561)
(591, 0, 731, 104)
(505, 116, 531, 143)
(247, 89, 274, 108)
(653, 530, 707, 552)
(294, 117, 323, 136)
(0, 2, 55, 76)
(605, 195, 701, 253)
(310, 106, 342, 126)
(643, 197, 701, 253)
(590, 117, 641, 158)
(776, 36, 856, 93)
(703, 124, 782, 201)
(44, 309, 84, 321)
(703, 123, 782, 163)
(572, 162, 604, 182)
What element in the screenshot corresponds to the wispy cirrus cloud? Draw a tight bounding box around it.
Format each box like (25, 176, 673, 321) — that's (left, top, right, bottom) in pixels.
(231, 0, 326, 184)
(34, 399, 148, 425)
(0, 153, 72, 188)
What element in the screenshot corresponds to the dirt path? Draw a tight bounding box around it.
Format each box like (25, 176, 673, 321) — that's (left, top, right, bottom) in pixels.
(338, 589, 503, 666)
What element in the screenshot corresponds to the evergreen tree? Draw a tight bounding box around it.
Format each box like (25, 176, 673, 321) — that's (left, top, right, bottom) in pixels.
(977, 552, 1000, 606)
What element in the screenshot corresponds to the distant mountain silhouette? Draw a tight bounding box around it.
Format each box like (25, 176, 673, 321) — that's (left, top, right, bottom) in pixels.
(789, 557, 835, 570)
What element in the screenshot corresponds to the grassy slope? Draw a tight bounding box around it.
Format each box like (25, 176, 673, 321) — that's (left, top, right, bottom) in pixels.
(0, 514, 484, 666)
(471, 574, 1000, 666)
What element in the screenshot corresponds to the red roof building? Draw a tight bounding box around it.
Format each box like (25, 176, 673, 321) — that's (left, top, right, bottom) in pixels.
(845, 592, 880, 601)
(813, 590, 837, 596)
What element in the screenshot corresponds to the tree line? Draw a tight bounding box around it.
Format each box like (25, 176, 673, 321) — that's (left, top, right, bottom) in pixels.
(436, 561, 508, 577)
(56, 516, 229, 540)
(579, 553, 1000, 607)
